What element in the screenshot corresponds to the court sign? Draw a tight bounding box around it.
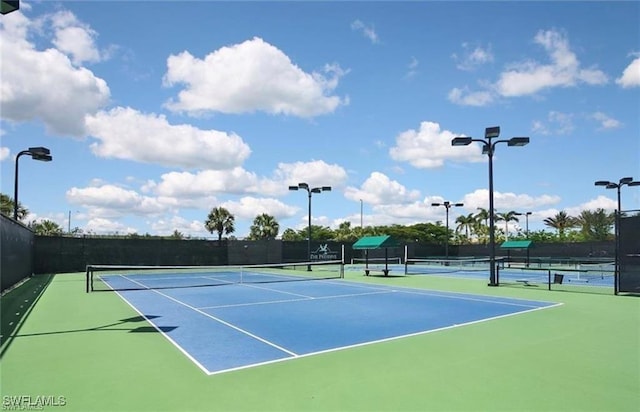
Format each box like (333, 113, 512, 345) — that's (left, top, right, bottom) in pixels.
(310, 244, 339, 261)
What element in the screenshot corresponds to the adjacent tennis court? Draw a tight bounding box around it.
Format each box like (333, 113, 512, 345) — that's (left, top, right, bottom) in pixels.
(100, 265, 558, 374)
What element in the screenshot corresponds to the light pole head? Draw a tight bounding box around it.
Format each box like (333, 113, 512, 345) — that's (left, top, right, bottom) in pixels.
(321, 186, 332, 192)
(28, 147, 51, 156)
(1, 1, 19, 15)
(297, 182, 309, 190)
(594, 180, 612, 187)
(485, 126, 500, 139)
(431, 202, 441, 207)
(507, 137, 530, 147)
(619, 177, 634, 185)
(311, 188, 322, 194)
(454, 203, 464, 207)
(288, 185, 299, 191)
(605, 183, 617, 189)
(628, 181, 640, 187)
(451, 137, 473, 146)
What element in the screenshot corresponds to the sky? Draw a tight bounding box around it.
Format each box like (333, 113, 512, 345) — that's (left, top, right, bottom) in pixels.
(1, 1, 639, 239)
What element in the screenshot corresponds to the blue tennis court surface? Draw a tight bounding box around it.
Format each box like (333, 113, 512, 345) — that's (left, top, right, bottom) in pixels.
(113, 278, 560, 375)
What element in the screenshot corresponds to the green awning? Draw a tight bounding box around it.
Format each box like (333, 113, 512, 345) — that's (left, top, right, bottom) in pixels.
(352, 235, 400, 250)
(500, 240, 533, 249)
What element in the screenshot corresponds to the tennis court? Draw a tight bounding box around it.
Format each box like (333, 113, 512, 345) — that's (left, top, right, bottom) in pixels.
(94, 264, 558, 375)
(2, 264, 639, 411)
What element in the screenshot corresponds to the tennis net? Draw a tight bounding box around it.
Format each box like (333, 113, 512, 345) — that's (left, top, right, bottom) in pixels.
(86, 260, 344, 292)
(404, 257, 504, 275)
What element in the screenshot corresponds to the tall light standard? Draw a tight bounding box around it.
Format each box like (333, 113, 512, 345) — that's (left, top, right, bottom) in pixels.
(360, 199, 363, 229)
(14, 147, 53, 220)
(289, 183, 331, 270)
(515, 211, 532, 237)
(595, 177, 640, 295)
(431, 201, 464, 259)
(452, 127, 529, 286)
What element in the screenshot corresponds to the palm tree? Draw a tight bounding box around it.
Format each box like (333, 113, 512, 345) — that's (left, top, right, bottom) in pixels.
(455, 213, 476, 243)
(29, 219, 63, 236)
(575, 209, 614, 241)
(205, 207, 235, 242)
(543, 211, 576, 239)
(495, 210, 520, 240)
(248, 213, 279, 240)
(473, 208, 490, 244)
(1, 193, 29, 221)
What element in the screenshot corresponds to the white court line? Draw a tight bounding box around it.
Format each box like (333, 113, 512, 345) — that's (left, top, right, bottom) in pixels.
(198, 289, 395, 310)
(118, 276, 298, 357)
(204, 302, 563, 376)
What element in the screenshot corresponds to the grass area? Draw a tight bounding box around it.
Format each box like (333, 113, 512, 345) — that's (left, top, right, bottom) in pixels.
(1, 270, 638, 411)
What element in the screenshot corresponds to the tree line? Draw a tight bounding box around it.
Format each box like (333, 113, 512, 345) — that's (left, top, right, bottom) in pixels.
(1, 193, 626, 243)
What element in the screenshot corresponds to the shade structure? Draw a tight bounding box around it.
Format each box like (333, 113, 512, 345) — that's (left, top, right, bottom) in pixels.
(501, 240, 533, 267)
(352, 235, 400, 276)
(352, 235, 400, 250)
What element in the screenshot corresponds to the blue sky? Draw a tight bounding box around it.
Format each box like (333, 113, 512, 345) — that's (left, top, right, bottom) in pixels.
(1, 1, 639, 238)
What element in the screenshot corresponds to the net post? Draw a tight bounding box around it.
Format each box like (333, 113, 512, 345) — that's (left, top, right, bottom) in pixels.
(341, 244, 345, 278)
(548, 269, 551, 291)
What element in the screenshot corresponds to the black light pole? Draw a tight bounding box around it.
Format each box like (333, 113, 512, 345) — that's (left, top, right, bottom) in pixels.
(595, 177, 640, 295)
(289, 183, 331, 271)
(13, 147, 53, 220)
(515, 211, 532, 237)
(431, 201, 464, 258)
(452, 127, 529, 286)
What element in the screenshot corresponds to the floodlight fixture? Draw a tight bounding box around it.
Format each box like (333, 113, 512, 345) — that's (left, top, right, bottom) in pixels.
(288, 185, 299, 191)
(594, 181, 611, 186)
(482, 144, 490, 154)
(297, 182, 309, 189)
(619, 177, 634, 185)
(606, 183, 617, 189)
(628, 181, 640, 187)
(451, 137, 473, 146)
(321, 186, 332, 192)
(508, 137, 530, 146)
(1, 1, 19, 15)
(485, 126, 500, 139)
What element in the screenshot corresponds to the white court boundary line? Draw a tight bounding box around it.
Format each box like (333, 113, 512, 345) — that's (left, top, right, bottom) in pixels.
(110, 276, 563, 376)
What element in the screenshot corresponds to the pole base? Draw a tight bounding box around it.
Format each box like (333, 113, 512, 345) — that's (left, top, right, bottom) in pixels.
(487, 283, 499, 287)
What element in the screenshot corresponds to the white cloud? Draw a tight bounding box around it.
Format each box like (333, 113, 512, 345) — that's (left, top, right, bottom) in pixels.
(0, 147, 9, 161)
(405, 56, 419, 79)
(66, 184, 169, 218)
(344, 172, 421, 205)
(275, 160, 349, 189)
(220, 196, 299, 221)
(163, 37, 347, 117)
(616, 54, 640, 88)
(450, 29, 608, 106)
(591, 112, 622, 130)
(453, 43, 494, 71)
(448, 87, 495, 106)
(532, 111, 575, 136)
(50, 10, 103, 65)
(461, 189, 561, 211)
(389, 121, 484, 169)
(85, 107, 251, 170)
(84, 217, 137, 235)
(351, 20, 379, 44)
(0, 9, 110, 136)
